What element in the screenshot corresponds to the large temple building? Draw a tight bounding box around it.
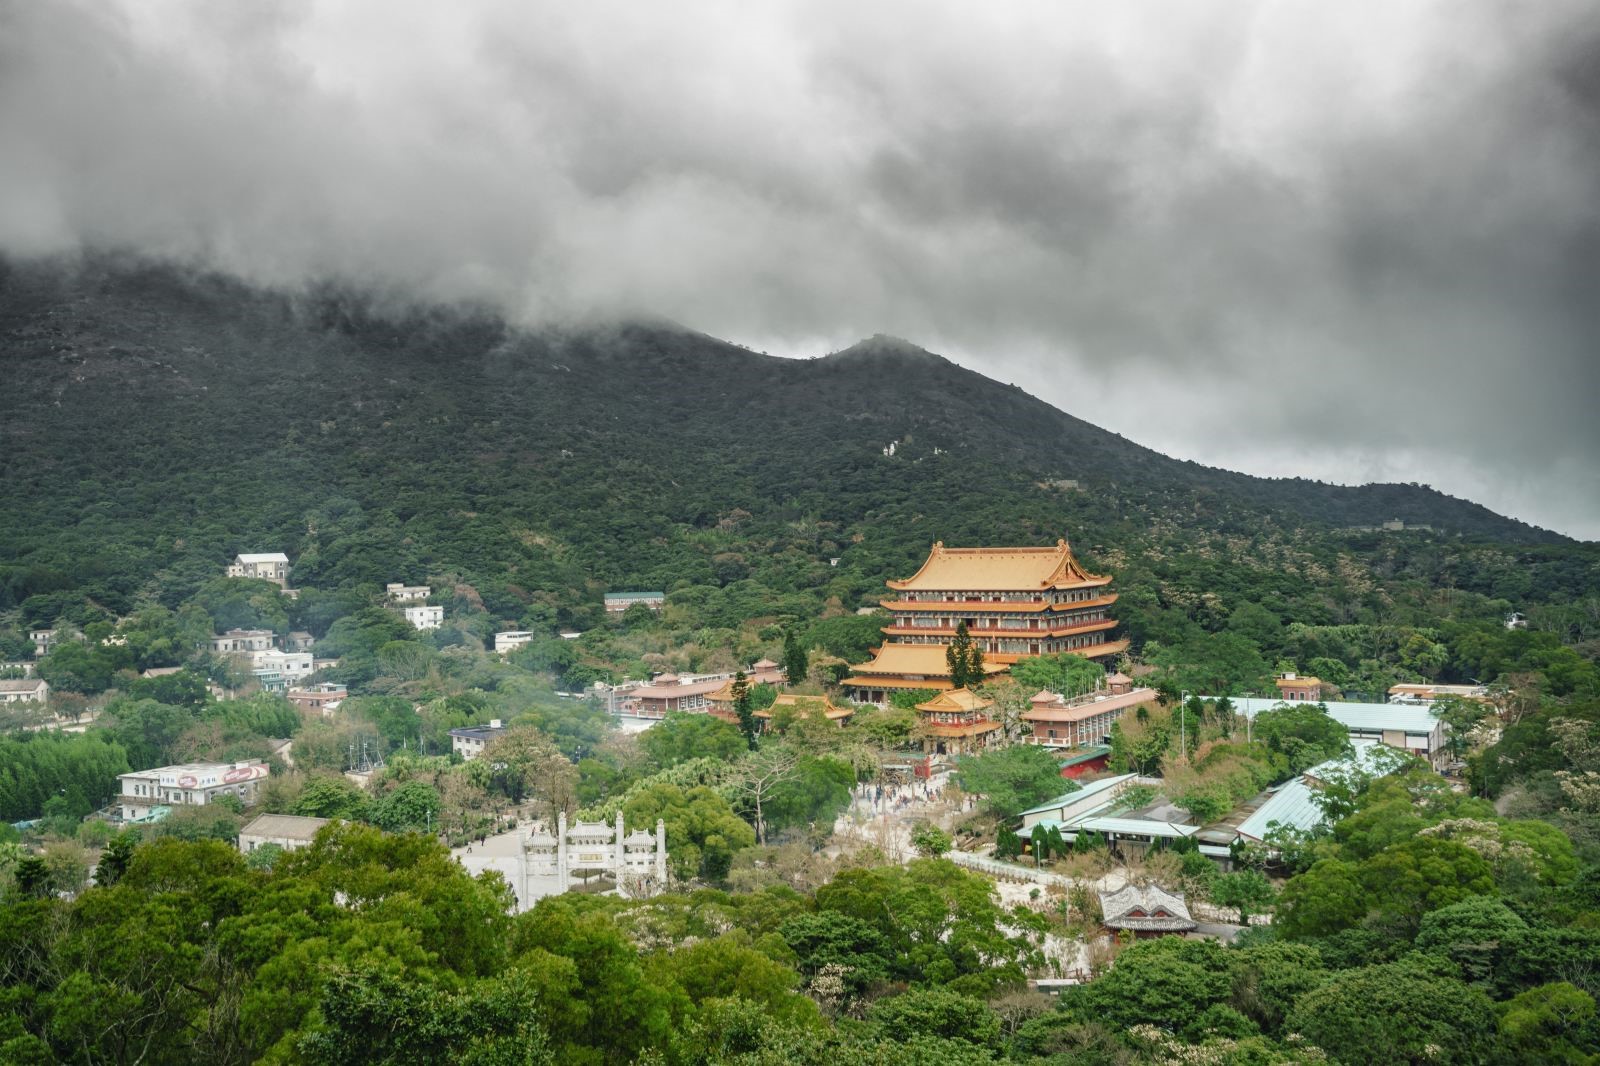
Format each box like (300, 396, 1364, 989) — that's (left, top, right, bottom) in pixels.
(844, 539, 1127, 704)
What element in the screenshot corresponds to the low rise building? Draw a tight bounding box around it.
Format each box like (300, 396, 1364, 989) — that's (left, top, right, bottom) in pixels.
(251, 649, 314, 680)
(209, 629, 276, 654)
(604, 591, 665, 613)
(450, 720, 507, 759)
(28, 629, 58, 657)
(385, 583, 431, 603)
(402, 605, 443, 631)
(0, 678, 49, 706)
(628, 674, 727, 717)
(239, 813, 330, 855)
(1219, 696, 1449, 767)
(1023, 678, 1159, 749)
(227, 553, 291, 588)
(283, 631, 315, 652)
(1387, 682, 1491, 704)
(1274, 673, 1326, 702)
(494, 631, 536, 654)
(287, 682, 348, 715)
(118, 760, 270, 821)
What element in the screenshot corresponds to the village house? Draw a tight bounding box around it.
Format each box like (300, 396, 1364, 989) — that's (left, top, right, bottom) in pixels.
(604, 591, 665, 613)
(227, 552, 290, 588)
(287, 682, 347, 715)
(1274, 672, 1327, 702)
(402, 605, 444, 631)
(118, 760, 270, 821)
(914, 687, 1001, 756)
(250, 649, 314, 680)
(239, 814, 330, 855)
(209, 628, 276, 654)
(283, 631, 315, 652)
(450, 720, 507, 759)
(28, 629, 60, 657)
(843, 539, 1128, 703)
(0, 678, 49, 706)
(494, 631, 536, 654)
(385, 582, 431, 603)
(1023, 674, 1160, 749)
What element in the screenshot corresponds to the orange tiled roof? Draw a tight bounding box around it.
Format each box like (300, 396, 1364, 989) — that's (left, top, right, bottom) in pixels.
(845, 643, 1008, 679)
(886, 540, 1109, 593)
(755, 693, 853, 720)
(915, 687, 995, 714)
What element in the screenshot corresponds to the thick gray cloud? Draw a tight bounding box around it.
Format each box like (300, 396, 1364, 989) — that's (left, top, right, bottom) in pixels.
(3, 1, 1597, 536)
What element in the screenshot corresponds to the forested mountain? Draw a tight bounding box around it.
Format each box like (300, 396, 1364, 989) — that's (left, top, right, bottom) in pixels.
(0, 254, 1591, 660)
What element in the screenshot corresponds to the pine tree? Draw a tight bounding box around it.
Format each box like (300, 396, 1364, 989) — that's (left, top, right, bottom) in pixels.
(782, 631, 808, 686)
(947, 621, 983, 689)
(731, 670, 758, 750)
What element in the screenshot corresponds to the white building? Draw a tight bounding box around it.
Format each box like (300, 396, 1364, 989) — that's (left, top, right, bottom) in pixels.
(209, 629, 276, 654)
(450, 720, 507, 759)
(118, 761, 270, 821)
(239, 813, 330, 855)
(251, 649, 314, 679)
(403, 605, 443, 631)
(28, 629, 58, 657)
(386, 583, 432, 603)
(494, 630, 536, 654)
(1217, 697, 1449, 768)
(227, 553, 291, 588)
(0, 678, 48, 706)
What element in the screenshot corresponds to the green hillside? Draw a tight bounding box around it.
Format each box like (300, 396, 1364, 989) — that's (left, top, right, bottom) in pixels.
(0, 255, 1593, 690)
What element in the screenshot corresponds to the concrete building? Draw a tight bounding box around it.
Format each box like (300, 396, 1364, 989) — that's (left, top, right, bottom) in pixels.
(288, 682, 347, 715)
(28, 629, 59, 657)
(494, 631, 536, 654)
(1274, 673, 1326, 702)
(283, 631, 315, 652)
(0, 678, 49, 706)
(1388, 682, 1491, 704)
(239, 813, 330, 855)
(209, 629, 276, 654)
(1023, 676, 1159, 749)
(604, 591, 666, 613)
(227, 553, 290, 588)
(403, 605, 443, 631)
(385, 583, 431, 603)
(118, 760, 270, 821)
(1218, 696, 1449, 767)
(251, 649, 314, 680)
(450, 720, 507, 759)
(517, 810, 667, 906)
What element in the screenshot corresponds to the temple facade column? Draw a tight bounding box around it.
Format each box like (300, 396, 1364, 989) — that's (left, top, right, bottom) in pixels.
(556, 809, 569, 892)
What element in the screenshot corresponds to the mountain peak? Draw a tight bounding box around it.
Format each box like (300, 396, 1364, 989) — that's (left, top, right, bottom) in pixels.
(826, 334, 943, 363)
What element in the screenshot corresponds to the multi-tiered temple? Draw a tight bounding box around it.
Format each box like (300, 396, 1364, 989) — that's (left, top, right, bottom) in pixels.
(844, 539, 1127, 704)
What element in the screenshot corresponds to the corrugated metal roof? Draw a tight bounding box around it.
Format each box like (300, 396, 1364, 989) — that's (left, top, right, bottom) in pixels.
(1236, 779, 1323, 841)
(1018, 773, 1135, 816)
(1076, 816, 1198, 838)
(1210, 696, 1440, 735)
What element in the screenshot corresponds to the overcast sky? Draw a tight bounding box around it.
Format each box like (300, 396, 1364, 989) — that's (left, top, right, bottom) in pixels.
(3, 1, 1598, 538)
